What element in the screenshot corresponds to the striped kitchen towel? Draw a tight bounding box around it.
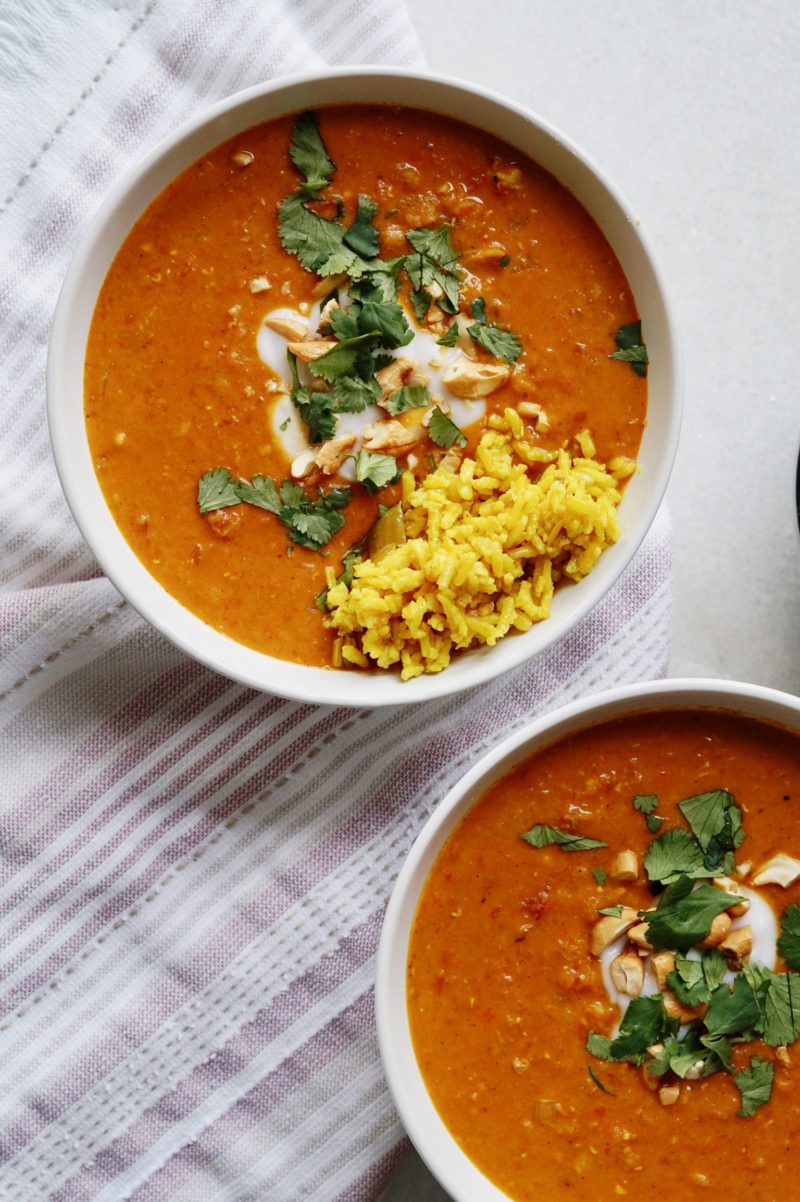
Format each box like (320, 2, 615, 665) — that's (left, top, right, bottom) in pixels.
(0, 1, 672, 1199)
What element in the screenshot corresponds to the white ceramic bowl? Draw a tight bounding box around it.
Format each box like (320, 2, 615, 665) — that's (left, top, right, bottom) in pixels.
(376, 677, 800, 1200)
(48, 67, 681, 707)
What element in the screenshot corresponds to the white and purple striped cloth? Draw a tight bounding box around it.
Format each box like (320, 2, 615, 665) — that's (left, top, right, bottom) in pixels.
(0, 2, 671, 1198)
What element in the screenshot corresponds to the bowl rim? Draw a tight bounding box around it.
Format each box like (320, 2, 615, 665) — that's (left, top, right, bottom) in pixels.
(375, 676, 800, 1201)
(47, 64, 682, 708)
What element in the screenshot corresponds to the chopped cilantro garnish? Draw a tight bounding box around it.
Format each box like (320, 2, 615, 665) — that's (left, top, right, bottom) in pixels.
(520, 824, 607, 853)
(307, 333, 381, 382)
(644, 881, 746, 951)
(593, 995, 673, 1064)
(499, 253, 511, 268)
(287, 351, 336, 444)
(610, 320, 648, 377)
(404, 225, 461, 314)
(342, 194, 380, 259)
(598, 905, 625, 918)
(287, 111, 335, 196)
(592, 868, 608, 886)
(778, 903, 800, 970)
(704, 975, 761, 1037)
(332, 374, 380, 413)
(646, 813, 665, 833)
(471, 297, 487, 323)
(436, 323, 459, 348)
(587, 1064, 615, 1095)
(734, 1056, 774, 1118)
(467, 321, 522, 363)
(409, 288, 431, 323)
(197, 467, 242, 513)
(633, 793, 659, 815)
(644, 827, 707, 883)
(315, 538, 366, 611)
(678, 790, 745, 873)
(354, 450, 401, 494)
(428, 407, 467, 449)
(385, 385, 430, 416)
(197, 469, 351, 550)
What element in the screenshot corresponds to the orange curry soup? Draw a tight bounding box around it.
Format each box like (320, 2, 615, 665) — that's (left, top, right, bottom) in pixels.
(408, 710, 800, 1201)
(85, 105, 646, 667)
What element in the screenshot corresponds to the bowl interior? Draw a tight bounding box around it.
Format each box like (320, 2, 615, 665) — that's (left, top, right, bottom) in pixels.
(48, 68, 680, 706)
(375, 678, 800, 1201)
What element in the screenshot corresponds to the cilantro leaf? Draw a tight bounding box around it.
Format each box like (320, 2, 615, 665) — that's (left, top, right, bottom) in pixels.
(467, 321, 522, 363)
(315, 537, 366, 611)
(610, 320, 648, 377)
(278, 192, 354, 276)
(403, 225, 461, 314)
(702, 948, 729, 992)
(633, 794, 659, 815)
(586, 1033, 612, 1061)
(198, 468, 242, 513)
(646, 814, 665, 834)
(308, 333, 380, 382)
(354, 450, 401, 494)
(587, 1065, 615, 1095)
(356, 299, 413, 348)
(350, 258, 404, 304)
(778, 904, 800, 970)
(607, 995, 673, 1063)
(409, 288, 431, 323)
(288, 112, 335, 196)
(644, 882, 746, 951)
(471, 297, 487, 323)
(667, 957, 710, 1008)
(330, 307, 361, 341)
(288, 352, 337, 444)
(592, 868, 608, 886)
(644, 828, 707, 884)
(428, 407, 467, 449)
(520, 824, 607, 852)
(385, 385, 430, 416)
(678, 790, 742, 856)
(705, 975, 761, 1037)
(436, 323, 459, 348)
(598, 905, 626, 918)
(235, 474, 281, 514)
(734, 1056, 773, 1118)
(332, 374, 380, 413)
(761, 971, 800, 1046)
(343, 194, 380, 259)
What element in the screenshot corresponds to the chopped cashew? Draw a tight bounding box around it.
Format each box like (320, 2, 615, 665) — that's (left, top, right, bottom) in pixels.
(311, 272, 349, 298)
(290, 450, 316, 480)
(642, 1064, 659, 1091)
(751, 853, 800, 889)
(286, 338, 338, 362)
(719, 925, 753, 971)
(683, 1060, 706, 1081)
(609, 952, 644, 997)
(362, 420, 417, 454)
(699, 911, 732, 948)
(650, 952, 675, 993)
(517, 400, 550, 431)
(249, 276, 271, 294)
(264, 313, 308, 340)
(658, 1084, 680, 1107)
(627, 922, 653, 952)
(491, 158, 522, 192)
(590, 908, 640, 957)
(610, 851, 639, 883)
(315, 433, 356, 475)
(442, 355, 511, 400)
(376, 356, 428, 404)
(230, 150, 254, 167)
(663, 990, 705, 1024)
